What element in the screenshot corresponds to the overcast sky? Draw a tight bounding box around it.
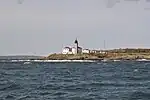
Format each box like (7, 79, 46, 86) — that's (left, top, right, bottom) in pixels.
(0, 0, 150, 56)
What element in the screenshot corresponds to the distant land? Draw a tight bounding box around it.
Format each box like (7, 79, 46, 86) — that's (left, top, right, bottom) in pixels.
(45, 48, 150, 61)
(1, 48, 150, 61)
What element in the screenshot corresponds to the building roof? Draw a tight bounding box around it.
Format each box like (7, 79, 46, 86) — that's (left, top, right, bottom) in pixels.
(78, 47, 82, 49)
(64, 47, 71, 49)
(72, 47, 82, 49)
(83, 49, 90, 50)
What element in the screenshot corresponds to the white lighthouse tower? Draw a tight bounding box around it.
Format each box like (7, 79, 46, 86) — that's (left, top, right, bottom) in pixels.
(74, 38, 79, 54)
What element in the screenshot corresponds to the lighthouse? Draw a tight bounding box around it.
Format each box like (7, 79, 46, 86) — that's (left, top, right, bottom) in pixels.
(74, 38, 79, 54)
(62, 38, 82, 54)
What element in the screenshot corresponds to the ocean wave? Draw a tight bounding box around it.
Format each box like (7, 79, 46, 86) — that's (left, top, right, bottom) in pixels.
(0, 62, 149, 100)
(129, 92, 150, 100)
(0, 82, 22, 91)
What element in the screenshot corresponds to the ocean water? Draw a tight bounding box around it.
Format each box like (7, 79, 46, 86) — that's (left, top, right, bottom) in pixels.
(0, 61, 150, 100)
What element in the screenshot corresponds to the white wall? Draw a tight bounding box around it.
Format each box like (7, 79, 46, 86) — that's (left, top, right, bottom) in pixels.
(72, 48, 76, 54)
(62, 48, 70, 54)
(82, 49, 90, 54)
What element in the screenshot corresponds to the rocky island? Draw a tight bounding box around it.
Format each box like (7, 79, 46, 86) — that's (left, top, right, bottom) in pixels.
(43, 39, 150, 61)
(44, 48, 150, 61)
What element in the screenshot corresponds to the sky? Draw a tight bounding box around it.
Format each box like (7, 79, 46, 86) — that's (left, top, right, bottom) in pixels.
(0, 0, 150, 56)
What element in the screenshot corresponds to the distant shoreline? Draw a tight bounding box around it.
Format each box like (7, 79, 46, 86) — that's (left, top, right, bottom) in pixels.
(0, 59, 150, 63)
(44, 48, 150, 61)
(1, 48, 150, 62)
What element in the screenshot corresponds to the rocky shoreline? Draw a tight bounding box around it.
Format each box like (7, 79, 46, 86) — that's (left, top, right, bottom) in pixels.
(44, 52, 150, 61)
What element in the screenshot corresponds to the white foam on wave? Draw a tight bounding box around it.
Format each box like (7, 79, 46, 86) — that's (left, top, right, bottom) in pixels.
(8, 59, 96, 63)
(136, 59, 150, 61)
(34, 60, 96, 63)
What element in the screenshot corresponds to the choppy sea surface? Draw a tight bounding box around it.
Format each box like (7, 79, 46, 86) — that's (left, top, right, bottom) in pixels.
(0, 61, 150, 100)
